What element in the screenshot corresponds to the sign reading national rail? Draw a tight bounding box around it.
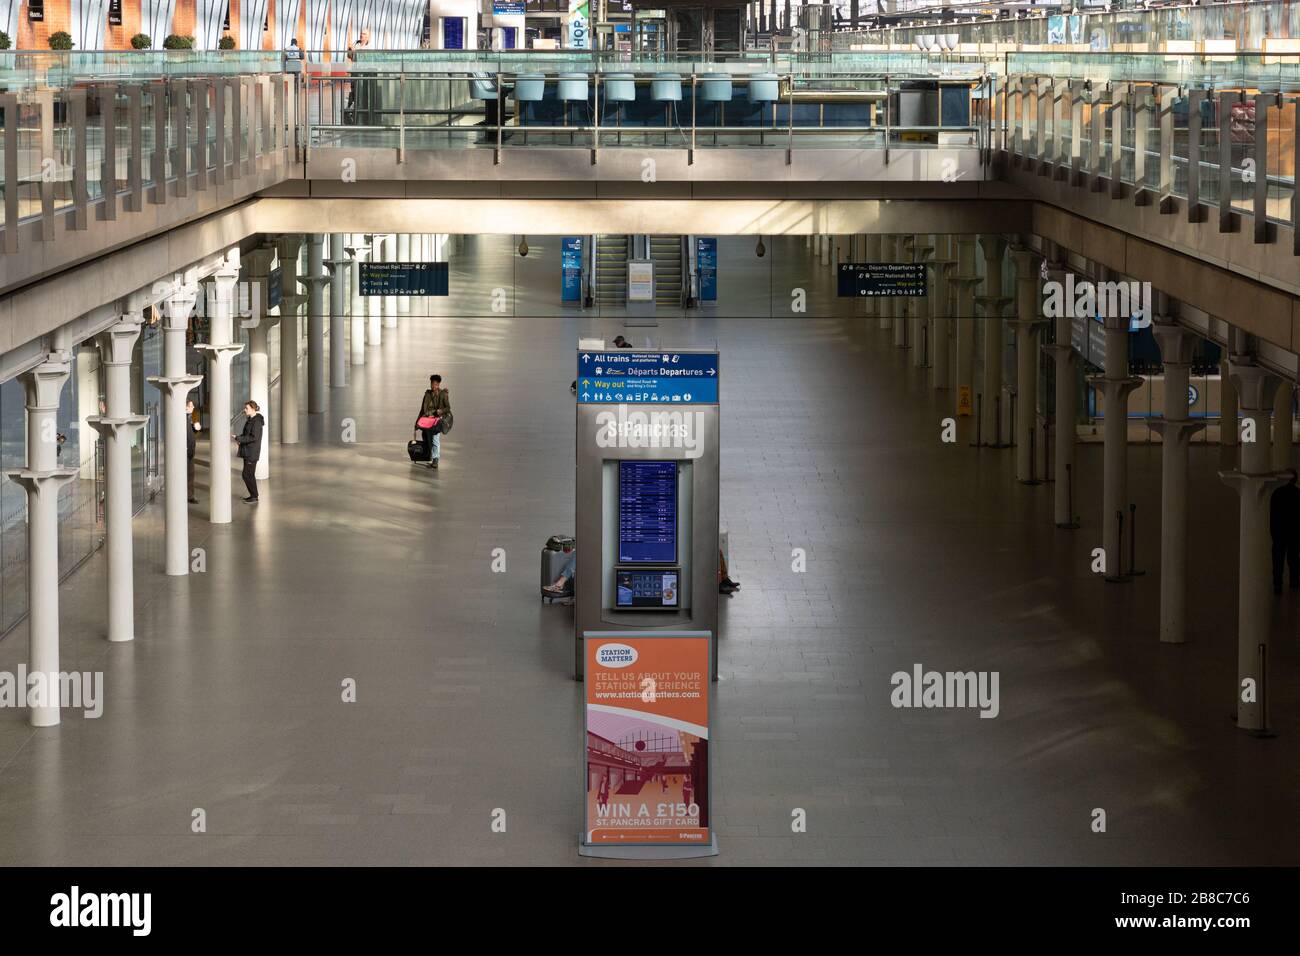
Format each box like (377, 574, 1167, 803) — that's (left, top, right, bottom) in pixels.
(576, 351, 719, 404)
(358, 262, 449, 297)
(837, 262, 928, 298)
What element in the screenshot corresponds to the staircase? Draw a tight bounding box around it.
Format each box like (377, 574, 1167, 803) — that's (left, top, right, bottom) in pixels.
(649, 235, 683, 308)
(594, 235, 629, 307)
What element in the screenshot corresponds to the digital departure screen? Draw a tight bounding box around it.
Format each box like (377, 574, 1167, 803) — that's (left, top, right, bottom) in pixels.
(618, 460, 678, 564)
(615, 569, 680, 610)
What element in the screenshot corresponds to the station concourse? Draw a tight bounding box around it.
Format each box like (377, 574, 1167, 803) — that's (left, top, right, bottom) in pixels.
(0, 1, 1299, 876)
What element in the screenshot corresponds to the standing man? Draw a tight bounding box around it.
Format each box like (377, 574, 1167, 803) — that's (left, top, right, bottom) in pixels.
(185, 398, 201, 504)
(234, 400, 265, 503)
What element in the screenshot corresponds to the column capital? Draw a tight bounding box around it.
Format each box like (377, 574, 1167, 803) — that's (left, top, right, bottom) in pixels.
(147, 374, 203, 397)
(978, 234, 1008, 262)
(194, 342, 246, 368)
(1228, 359, 1279, 410)
(1152, 321, 1199, 366)
(95, 316, 145, 366)
(1086, 372, 1143, 398)
(2, 468, 78, 496)
(1219, 469, 1292, 498)
(276, 234, 305, 259)
(21, 358, 71, 409)
(974, 294, 1013, 316)
(86, 415, 150, 439)
(162, 286, 199, 327)
(1148, 419, 1207, 443)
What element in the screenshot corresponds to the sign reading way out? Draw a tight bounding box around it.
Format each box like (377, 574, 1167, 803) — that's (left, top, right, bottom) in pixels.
(359, 262, 449, 297)
(837, 262, 928, 298)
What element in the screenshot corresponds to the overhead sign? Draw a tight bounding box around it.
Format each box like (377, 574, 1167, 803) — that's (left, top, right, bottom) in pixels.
(576, 350, 719, 404)
(582, 632, 711, 851)
(837, 262, 927, 298)
(493, 1, 525, 15)
(562, 237, 583, 303)
(696, 237, 717, 303)
(359, 262, 449, 297)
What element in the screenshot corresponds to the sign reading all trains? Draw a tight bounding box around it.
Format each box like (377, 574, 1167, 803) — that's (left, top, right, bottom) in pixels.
(837, 262, 928, 298)
(359, 262, 449, 297)
(577, 351, 719, 404)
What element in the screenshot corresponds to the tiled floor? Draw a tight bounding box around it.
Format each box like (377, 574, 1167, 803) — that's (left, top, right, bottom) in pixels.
(0, 241, 1297, 866)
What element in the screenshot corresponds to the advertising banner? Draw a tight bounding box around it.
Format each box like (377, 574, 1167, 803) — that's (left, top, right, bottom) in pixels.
(562, 236, 583, 303)
(582, 632, 711, 851)
(696, 237, 717, 302)
(569, 2, 590, 50)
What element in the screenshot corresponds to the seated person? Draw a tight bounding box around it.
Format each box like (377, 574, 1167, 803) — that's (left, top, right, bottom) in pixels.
(543, 550, 577, 596)
(719, 548, 740, 595)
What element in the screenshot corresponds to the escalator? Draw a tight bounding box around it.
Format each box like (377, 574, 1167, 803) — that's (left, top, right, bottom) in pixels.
(649, 235, 684, 308)
(594, 234, 629, 307)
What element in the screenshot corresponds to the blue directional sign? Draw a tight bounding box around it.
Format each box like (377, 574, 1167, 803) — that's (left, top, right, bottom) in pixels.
(576, 350, 719, 404)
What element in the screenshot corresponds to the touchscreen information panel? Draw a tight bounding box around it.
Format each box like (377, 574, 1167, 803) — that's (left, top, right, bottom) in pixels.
(615, 569, 680, 609)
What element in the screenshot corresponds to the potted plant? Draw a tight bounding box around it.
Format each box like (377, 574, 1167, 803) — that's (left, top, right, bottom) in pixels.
(162, 34, 194, 50)
(218, 35, 236, 50)
(48, 31, 74, 50)
(0, 32, 11, 51)
(130, 33, 151, 50)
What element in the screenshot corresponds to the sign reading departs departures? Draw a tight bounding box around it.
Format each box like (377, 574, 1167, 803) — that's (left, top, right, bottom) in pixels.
(359, 262, 449, 297)
(576, 350, 719, 404)
(583, 632, 711, 850)
(837, 262, 928, 298)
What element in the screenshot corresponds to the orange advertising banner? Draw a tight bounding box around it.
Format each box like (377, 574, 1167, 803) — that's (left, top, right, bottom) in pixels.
(583, 632, 711, 848)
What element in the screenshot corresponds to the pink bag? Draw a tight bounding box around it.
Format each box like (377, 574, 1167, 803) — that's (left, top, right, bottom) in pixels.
(417, 416, 439, 431)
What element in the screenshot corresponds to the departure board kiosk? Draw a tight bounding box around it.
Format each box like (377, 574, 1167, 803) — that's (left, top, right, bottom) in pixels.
(574, 346, 720, 680)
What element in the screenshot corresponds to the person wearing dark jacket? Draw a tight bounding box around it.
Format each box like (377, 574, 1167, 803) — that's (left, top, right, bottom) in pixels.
(416, 374, 451, 469)
(1270, 468, 1300, 594)
(185, 398, 201, 504)
(234, 400, 265, 503)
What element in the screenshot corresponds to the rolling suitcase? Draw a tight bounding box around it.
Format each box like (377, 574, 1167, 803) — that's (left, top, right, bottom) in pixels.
(407, 438, 429, 462)
(541, 535, 575, 603)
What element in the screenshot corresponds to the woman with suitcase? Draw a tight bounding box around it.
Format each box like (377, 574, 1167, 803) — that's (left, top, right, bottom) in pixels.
(414, 374, 452, 469)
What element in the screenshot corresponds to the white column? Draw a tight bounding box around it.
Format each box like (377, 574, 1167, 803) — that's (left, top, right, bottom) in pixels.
(346, 234, 370, 366)
(148, 286, 203, 574)
(382, 234, 398, 330)
(1220, 358, 1238, 447)
(878, 236, 894, 332)
(328, 233, 348, 388)
(912, 235, 933, 369)
(952, 237, 979, 422)
(1089, 310, 1142, 580)
(305, 234, 329, 414)
(1150, 320, 1205, 643)
(195, 257, 244, 525)
(894, 236, 912, 349)
(368, 234, 383, 346)
(244, 246, 275, 481)
(1044, 262, 1079, 526)
(4, 355, 77, 726)
(397, 233, 411, 315)
(278, 234, 304, 446)
(860, 234, 881, 327)
(87, 315, 148, 644)
(977, 235, 1010, 447)
(1220, 360, 1284, 735)
(931, 236, 953, 391)
(1273, 380, 1293, 471)
(1009, 245, 1046, 481)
